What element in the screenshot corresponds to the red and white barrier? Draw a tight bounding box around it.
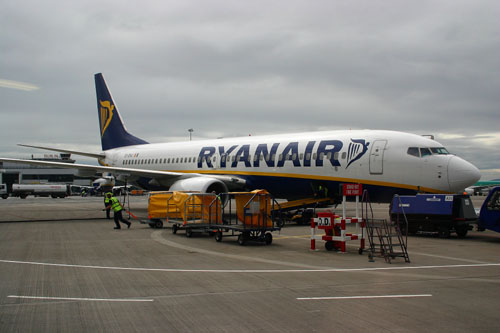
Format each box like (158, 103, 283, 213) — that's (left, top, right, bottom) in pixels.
(310, 212, 365, 253)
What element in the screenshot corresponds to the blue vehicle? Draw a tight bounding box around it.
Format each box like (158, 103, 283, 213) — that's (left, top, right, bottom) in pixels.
(477, 187, 500, 233)
(390, 194, 477, 238)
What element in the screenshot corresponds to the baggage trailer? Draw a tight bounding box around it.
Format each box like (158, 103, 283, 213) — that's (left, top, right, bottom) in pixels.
(142, 191, 181, 229)
(141, 191, 218, 234)
(212, 190, 281, 245)
(166, 192, 221, 237)
(477, 187, 500, 234)
(390, 194, 477, 238)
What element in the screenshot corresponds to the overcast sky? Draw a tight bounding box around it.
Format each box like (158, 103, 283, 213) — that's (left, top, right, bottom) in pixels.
(1, 0, 499, 180)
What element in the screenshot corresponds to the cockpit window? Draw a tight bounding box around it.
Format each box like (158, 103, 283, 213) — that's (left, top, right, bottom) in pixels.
(420, 148, 432, 157)
(430, 147, 449, 155)
(407, 147, 420, 157)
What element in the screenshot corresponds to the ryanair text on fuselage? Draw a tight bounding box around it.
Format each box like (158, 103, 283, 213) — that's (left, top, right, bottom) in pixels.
(195, 139, 370, 169)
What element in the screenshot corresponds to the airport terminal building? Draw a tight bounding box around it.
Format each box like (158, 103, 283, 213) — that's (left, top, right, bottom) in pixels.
(0, 153, 92, 191)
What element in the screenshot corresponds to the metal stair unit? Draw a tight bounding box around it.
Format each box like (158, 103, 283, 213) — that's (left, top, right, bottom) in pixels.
(362, 191, 410, 263)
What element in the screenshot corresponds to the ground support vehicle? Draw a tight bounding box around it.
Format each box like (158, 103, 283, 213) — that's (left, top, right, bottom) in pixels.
(0, 184, 8, 199)
(273, 197, 332, 227)
(477, 187, 500, 234)
(390, 194, 476, 238)
(211, 190, 281, 245)
(11, 184, 70, 199)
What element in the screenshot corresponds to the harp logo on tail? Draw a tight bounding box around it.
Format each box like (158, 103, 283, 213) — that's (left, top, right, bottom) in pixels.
(99, 100, 114, 136)
(346, 139, 370, 169)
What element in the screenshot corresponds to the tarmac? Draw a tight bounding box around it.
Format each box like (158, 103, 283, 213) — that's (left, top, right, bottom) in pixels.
(0, 195, 499, 332)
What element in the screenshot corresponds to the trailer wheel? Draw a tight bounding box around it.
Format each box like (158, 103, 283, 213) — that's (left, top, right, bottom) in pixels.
(438, 227, 451, 238)
(172, 224, 178, 234)
(358, 248, 363, 255)
(185, 228, 193, 238)
(325, 241, 335, 251)
(1, 195, 7, 199)
(264, 232, 273, 245)
(237, 233, 246, 246)
(154, 220, 163, 229)
(20, 194, 27, 199)
(215, 231, 223, 242)
(456, 226, 468, 238)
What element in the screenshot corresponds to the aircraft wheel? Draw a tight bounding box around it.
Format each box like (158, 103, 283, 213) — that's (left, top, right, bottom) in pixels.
(215, 231, 223, 242)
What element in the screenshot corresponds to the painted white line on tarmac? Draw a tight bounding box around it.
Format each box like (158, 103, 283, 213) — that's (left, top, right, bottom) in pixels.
(1, 259, 500, 273)
(8, 295, 154, 302)
(297, 294, 432, 300)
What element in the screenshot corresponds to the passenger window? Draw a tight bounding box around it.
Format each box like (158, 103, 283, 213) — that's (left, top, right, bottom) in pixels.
(420, 148, 432, 157)
(407, 147, 420, 157)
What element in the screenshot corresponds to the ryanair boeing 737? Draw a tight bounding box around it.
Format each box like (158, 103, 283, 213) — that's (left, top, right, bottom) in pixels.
(0, 73, 481, 202)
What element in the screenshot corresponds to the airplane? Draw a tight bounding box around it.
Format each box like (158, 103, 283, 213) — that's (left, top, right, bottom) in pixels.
(0, 73, 481, 203)
(465, 180, 500, 196)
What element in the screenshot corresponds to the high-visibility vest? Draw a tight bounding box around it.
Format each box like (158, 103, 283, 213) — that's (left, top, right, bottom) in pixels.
(110, 197, 123, 212)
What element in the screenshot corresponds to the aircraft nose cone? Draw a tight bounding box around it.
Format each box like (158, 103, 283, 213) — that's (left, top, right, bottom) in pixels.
(447, 156, 481, 192)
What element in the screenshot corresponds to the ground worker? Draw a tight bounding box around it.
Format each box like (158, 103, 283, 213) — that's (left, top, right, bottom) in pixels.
(104, 192, 111, 219)
(105, 192, 131, 229)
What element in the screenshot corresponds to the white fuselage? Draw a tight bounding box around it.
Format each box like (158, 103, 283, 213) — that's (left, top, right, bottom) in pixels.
(101, 129, 480, 201)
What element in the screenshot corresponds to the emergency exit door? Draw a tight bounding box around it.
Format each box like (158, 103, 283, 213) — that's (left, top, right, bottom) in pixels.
(369, 140, 387, 174)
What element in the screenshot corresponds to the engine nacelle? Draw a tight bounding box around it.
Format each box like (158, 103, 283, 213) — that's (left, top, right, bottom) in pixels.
(169, 177, 228, 195)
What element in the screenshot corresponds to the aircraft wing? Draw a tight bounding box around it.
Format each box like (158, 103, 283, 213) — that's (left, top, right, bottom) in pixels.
(0, 158, 246, 187)
(17, 144, 106, 159)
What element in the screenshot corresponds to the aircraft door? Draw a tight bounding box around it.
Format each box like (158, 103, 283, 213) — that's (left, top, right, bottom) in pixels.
(369, 140, 387, 174)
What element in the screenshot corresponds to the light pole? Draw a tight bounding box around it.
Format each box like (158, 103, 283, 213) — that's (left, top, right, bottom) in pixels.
(188, 128, 193, 141)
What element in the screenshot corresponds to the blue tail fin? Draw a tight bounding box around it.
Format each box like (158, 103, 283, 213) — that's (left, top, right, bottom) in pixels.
(95, 73, 148, 150)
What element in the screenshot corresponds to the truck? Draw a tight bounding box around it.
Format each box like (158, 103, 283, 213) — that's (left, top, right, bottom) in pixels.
(390, 194, 477, 238)
(477, 187, 500, 234)
(11, 184, 70, 199)
(0, 184, 8, 199)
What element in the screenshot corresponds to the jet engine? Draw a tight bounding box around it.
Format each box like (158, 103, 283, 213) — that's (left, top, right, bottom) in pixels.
(169, 177, 228, 195)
